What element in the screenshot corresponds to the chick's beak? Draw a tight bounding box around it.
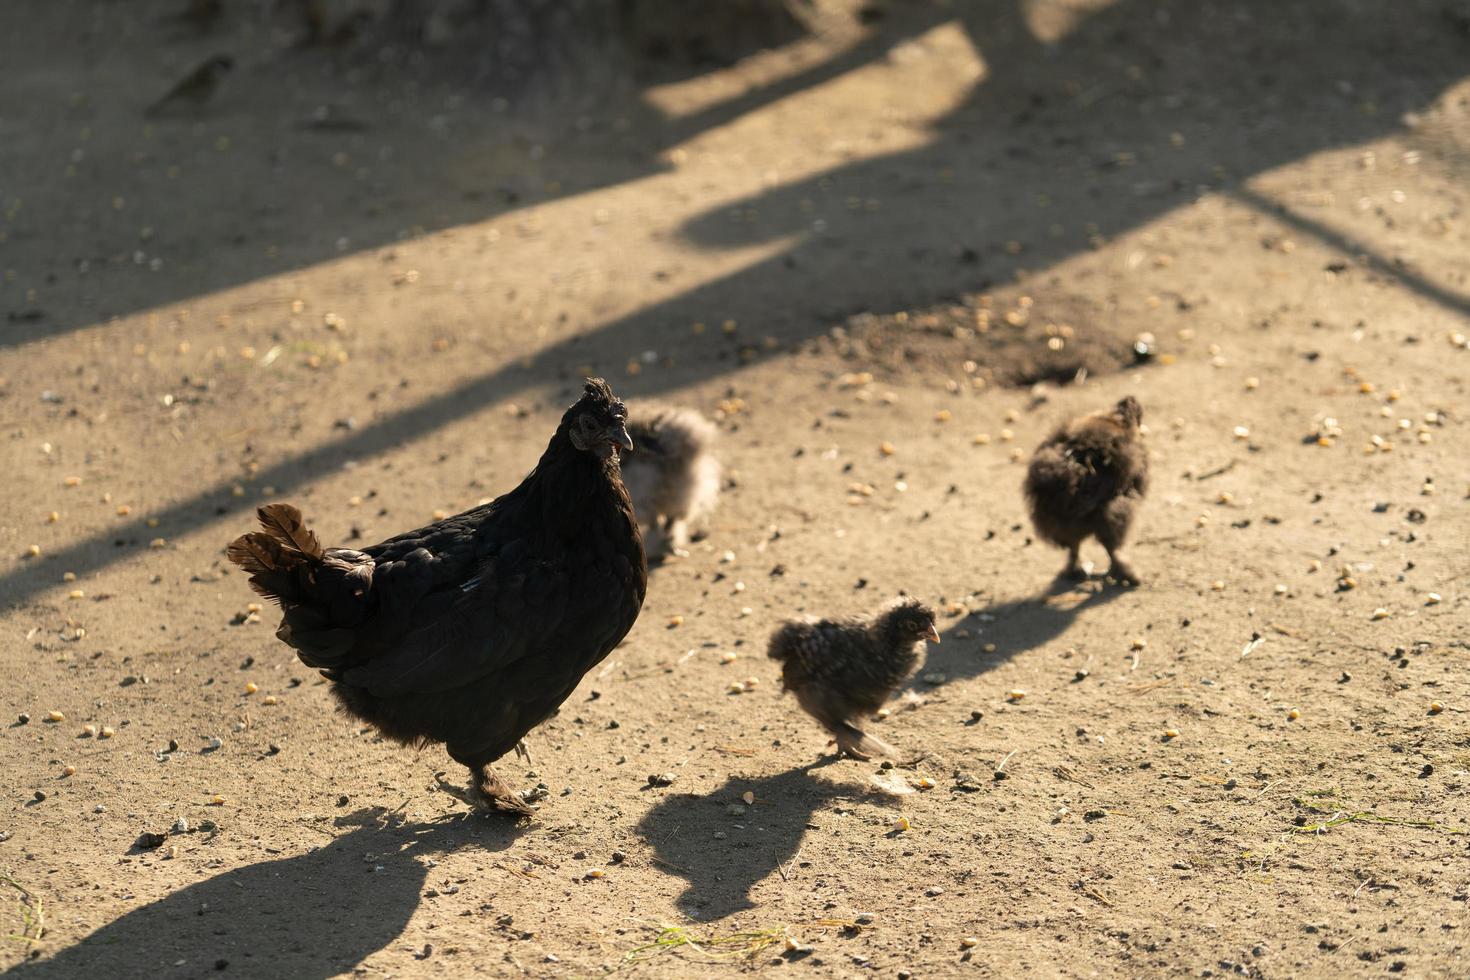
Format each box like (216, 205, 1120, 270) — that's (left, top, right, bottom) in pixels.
(925, 623, 941, 644)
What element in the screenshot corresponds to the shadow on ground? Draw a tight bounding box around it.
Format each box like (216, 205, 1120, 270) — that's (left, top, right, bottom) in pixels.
(4, 811, 521, 980)
(636, 761, 895, 919)
(2, 0, 1465, 610)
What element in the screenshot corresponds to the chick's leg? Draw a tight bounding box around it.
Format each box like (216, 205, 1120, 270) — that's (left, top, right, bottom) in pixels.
(1062, 542, 1086, 580)
(1098, 497, 1140, 585)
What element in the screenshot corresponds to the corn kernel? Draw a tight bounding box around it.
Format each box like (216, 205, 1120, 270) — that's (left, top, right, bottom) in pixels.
(244, 682, 258, 695)
(1425, 593, 1442, 606)
(63, 476, 82, 487)
(961, 937, 979, 949)
(1244, 377, 1260, 390)
(26, 544, 41, 557)
(1429, 701, 1444, 714)
(727, 682, 746, 694)
(62, 765, 76, 777)
(983, 643, 997, 653)
(47, 511, 60, 523)
(46, 710, 64, 722)
(1006, 689, 1026, 701)
(82, 724, 97, 737)
(1274, 584, 1288, 595)
(100, 726, 115, 739)
(917, 777, 935, 789)
(1232, 425, 1250, 440)
(68, 589, 84, 599)
(1216, 491, 1234, 505)
(893, 816, 911, 832)
(720, 651, 738, 664)
(742, 790, 756, 805)
(584, 868, 605, 879)
(149, 537, 167, 548)
(1163, 728, 1180, 739)
(1211, 580, 1225, 591)
(1130, 638, 1147, 650)
(934, 410, 952, 423)
(246, 602, 261, 614)
(668, 615, 684, 627)
(263, 695, 278, 705)
(1287, 708, 1300, 721)
(1000, 428, 1015, 441)
(115, 505, 130, 516)
(879, 441, 896, 456)
(972, 433, 991, 445)
(1371, 608, 1389, 621)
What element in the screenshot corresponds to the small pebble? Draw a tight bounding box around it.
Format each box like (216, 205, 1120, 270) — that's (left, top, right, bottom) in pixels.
(62, 765, 76, 776)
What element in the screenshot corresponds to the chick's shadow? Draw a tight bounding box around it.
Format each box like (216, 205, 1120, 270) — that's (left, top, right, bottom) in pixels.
(636, 761, 895, 920)
(5, 810, 523, 980)
(919, 577, 1125, 692)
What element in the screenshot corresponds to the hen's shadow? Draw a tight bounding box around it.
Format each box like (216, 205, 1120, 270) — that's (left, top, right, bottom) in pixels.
(5, 810, 522, 980)
(636, 761, 894, 920)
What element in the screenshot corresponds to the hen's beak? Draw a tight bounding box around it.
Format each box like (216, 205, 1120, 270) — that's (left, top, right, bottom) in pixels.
(610, 423, 634, 453)
(925, 623, 941, 644)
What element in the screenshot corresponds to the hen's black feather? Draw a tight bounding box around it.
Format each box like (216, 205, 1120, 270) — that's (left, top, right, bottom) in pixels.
(1023, 396, 1148, 584)
(227, 379, 645, 814)
(767, 598, 937, 760)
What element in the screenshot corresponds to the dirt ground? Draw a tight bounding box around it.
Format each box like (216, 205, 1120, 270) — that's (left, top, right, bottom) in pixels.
(2, 1, 1469, 977)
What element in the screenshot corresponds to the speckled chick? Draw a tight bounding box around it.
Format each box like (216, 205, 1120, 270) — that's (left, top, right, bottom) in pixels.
(1023, 395, 1148, 584)
(620, 403, 721, 557)
(767, 598, 939, 760)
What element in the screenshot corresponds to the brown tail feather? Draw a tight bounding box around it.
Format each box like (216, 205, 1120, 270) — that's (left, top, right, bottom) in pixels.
(225, 532, 285, 575)
(255, 503, 324, 560)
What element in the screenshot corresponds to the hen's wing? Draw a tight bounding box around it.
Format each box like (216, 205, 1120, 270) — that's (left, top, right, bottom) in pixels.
(340, 537, 572, 696)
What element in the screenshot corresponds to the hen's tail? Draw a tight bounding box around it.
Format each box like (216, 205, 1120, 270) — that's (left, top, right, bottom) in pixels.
(226, 503, 325, 603)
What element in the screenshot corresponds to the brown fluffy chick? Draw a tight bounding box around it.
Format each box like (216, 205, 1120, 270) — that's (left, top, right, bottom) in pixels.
(767, 598, 939, 760)
(620, 403, 721, 557)
(1024, 395, 1149, 585)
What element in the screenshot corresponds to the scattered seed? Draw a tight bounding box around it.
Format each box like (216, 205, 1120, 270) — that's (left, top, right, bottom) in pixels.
(972, 433, 991, 445)
(893, 816, 911, 832)
(1429, 701, 1444, 715)
(1370, 608, 1389, 621)
(668, 615, 683, 627)
(1006, 689, 1026, 701)
(1232, 425, 1250, 440)
(1210, 580, 1225, 591)
(1130, 638, 1147, 651)
(46, 710, 64, 723)
(584, 868, 605, 880)
(933, 411, 951, 423)
(720, 651, 738, 664)
(244, 682, 258, 695)
(1287, 708, 1301, 721)
(68, 589, 84, 600)
(1163, 729, 1179, 739)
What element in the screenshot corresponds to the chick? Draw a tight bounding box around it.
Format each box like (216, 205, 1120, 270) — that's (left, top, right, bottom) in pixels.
(768, 598, 939, 760)
(144, 55, 234, 117)
(1023, 395, 1148, 585)
(619, 403, 721, 557)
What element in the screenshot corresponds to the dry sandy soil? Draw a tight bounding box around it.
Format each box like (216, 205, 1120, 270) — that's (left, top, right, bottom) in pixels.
(2, 1, 1469, 977)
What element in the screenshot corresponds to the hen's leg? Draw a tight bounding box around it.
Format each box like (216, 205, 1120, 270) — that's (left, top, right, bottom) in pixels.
(470, 763, 535, 817)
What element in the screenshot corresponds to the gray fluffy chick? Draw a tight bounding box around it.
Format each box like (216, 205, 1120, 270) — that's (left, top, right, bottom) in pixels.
(621, 403, 721, 557)
(1023, 395, 1149, 585)
(767, 598, 939, 760)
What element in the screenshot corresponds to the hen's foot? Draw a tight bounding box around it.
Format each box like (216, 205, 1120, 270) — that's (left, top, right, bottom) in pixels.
(472, 765, 537, 817)
(514, 740, 533, 765)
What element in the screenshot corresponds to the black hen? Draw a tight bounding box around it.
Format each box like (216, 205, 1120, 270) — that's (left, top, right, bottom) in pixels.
(227, 379, 646, 815)
(767, 598, 939, 760)
(1023, 395, 1149, 585)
